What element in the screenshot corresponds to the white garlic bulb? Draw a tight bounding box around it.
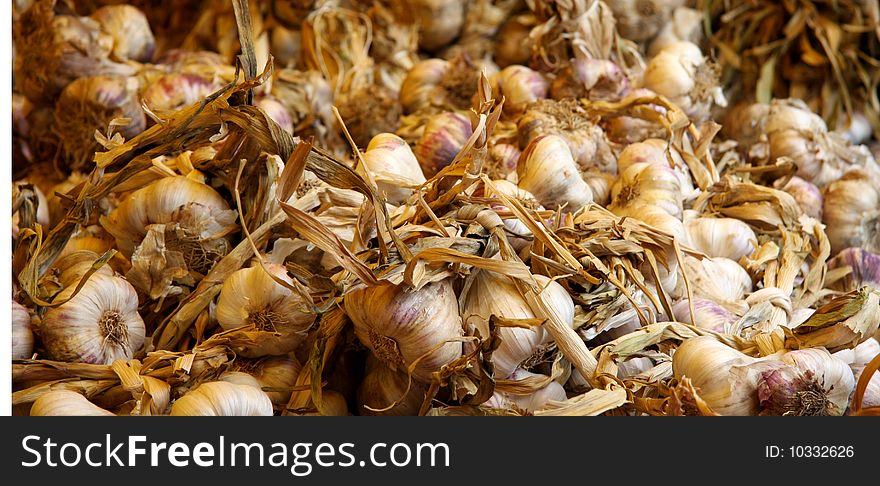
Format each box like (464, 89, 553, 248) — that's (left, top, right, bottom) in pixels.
(672, 298, 737, 333)
(414, 112, 473, 177)
(31, 390, 115, 416)
(41, 273, 145, 365)
(463, 270, 575, 379)
(244, 356, 302, 406)
(609, 161, 683, 220)
(12, 300, 34, 359)
(400, 59, 448, 114)
(643, 41, 726, 121)
(648, 6, 704, 56)
(517, 135, 593, 212)
(758, 348, 854, 416)
(344, 279, 464, 383)
(360, 133, 427, 204)
(409, 0, 465, 52)
(170, 381, 274, 416)
(822, 169, 880, 255)
(216, 264, 315, 357)
(684, 213, 757, 261)
(492, 65, 548, 114)
(675, 256, 752, 308)
(488, 369, 567, 413)
(89, 5, 155, 62)
(777, 176, 823, 220)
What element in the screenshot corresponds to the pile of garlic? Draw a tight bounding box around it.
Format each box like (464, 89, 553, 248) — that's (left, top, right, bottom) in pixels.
(10, 0, 880, 417)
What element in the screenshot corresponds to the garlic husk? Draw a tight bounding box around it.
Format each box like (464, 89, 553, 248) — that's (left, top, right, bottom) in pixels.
(344, 279, 464, 383)
(54, 74, 146, 169)
(463, 270, 575, 378)
(216, 264, 316, 357)
(360, 133, 427, 204)
(357, 356, 426, 416)
(647, 6, 704, 57)
(31, 390, 115, 416)
(336, 83, 402, 147)
(683, 214, 757, 261)
(12, 180, 50, 238)
(170, 381, 274, 416)
(12, 300, 34, 360)
(609, 0, 682, 42)
(766, 99, 876, 187)
(488, 369, 567, 413)
(672, 298, 737, 334)
(517, 135, 594, 212)
(292, 390, 351, 416)
(492, 65, 548, 114)
(41, 273, 145, 365)
(142, 72, 221, 114)
(642, 41, 726, 121)
(245, 356, 302, 406)
(414, 111, 473, 177)
(757, 348, 854, 416)
(822, 169, 880, 255)
(46, 172, 88, 228)
(582, 170, 617, 207)
(777, 176, 823, 220)
(256, 96, 294, 134)
(89, 5, 155, 62)
(517, 99, 616, 172)
(827, 248, 880, 292)
(410, 0, 466, 52)
(101, 175, 235, 258)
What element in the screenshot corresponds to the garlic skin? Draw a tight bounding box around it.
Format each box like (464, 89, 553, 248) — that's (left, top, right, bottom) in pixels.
(41, 273, 146, 365)
(675, 256, 752, 308)
(414, 112, 473, 177)
(344, 279, 464, 383)
(357, 356, 426, 416)
(684, 214, 757, 261)
(672, 298, 737, 334)
(827, 248, 880, 292)
(582, 171, 617, 207)
(400, 58, 449, 114)
(361, 133, 427, 204)
(463, 270, 575, 379)
(822, 169, 880, 255)
(777, 176, 823, 220)
(489, 369, 567, 413)
(31, 390, 115, 416)
(12, 300, 34, 360)
(517, 135, 594, 212)
(89, 5, 155, 62)
(142, 72, 220, 114)
(609, 0, 682, 43)
(517, 100, 616, 172)
(492, 65, 548, 114)
(647, 6, 704, 57)
(758, 348, 854, 416)
(642, 41, 726, 121)
(247, 356, 302, 406)
(410, 0, 465, 52)
(488, 143, 521, 180)
(256, 96, 294, 134)
(494, 14, 535, 68)
(550, 59, 630, 102)
(216, 264, 316, 357)
(609, 161, 683, 220)
(54, 75, 146, 169)
(171, 381, 274, 416)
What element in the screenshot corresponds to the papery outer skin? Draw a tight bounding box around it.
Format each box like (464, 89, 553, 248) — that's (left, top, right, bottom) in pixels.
(31, 390, 115, 416)
(170, 382, 274, 416)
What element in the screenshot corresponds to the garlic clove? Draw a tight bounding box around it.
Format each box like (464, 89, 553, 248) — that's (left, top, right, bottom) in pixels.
(344, 279, 464, 383)
(31, 390, 115, 416)
(41, 273, 145, 365)
(684, 216, 757, 261)
(517, 135, 593, 212)
(360, 133, 427, 205)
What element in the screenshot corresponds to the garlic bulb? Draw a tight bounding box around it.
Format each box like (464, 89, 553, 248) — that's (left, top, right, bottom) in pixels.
(827, 248, 880, 292)
(293, 390, 351, 416)
(684, 214, 757, 261)
(414, 112, 473, 177)
(643, 41, 726, 121)
(41, 273, 145, 365)
(170, 381, 274, 416)
(246, 356, 302, 406)
(582, 170, 617, 207)
(216, 264, 316, 357)
(89, 5, 155, 62)
(54, 75, 146, 168)
(822, 169, 879, 255)
(357, 357, 426, 416)
(256, 96, 294, 134)
(647, 6, 704, 56)
(517, 100, 616, 172)
(609, 161, 683, 220)
(777, 176, 823, 220)
(494, 14, 535, 67)
(463, 270, 575, 379)
(31, 390, 115, 416)
(101, 175, 235, 259)
(53, 249, 115, 288)
(269, 24, 301, 69)
(142, 72, 220, 113)
(550, 59, 630, 102)
(410, 0, 465, 52)
(12, 300, 34, 360)
(336, 84, 402, 147)
(488, 369, 567, 413)
(492, 65, 548, 114)
(608, 0, 682, 43)
(400, 59, 449, 114)
(673, 336, 853, 415)
(360, 133, 427, 204)
(344, 279, 464, 383)
(675, 256, 752, 307)
(672, 298, 737, 334)
(517, 135, 593, 212)
(766, 99, 875, 187)
(488, 143, 521, 180)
